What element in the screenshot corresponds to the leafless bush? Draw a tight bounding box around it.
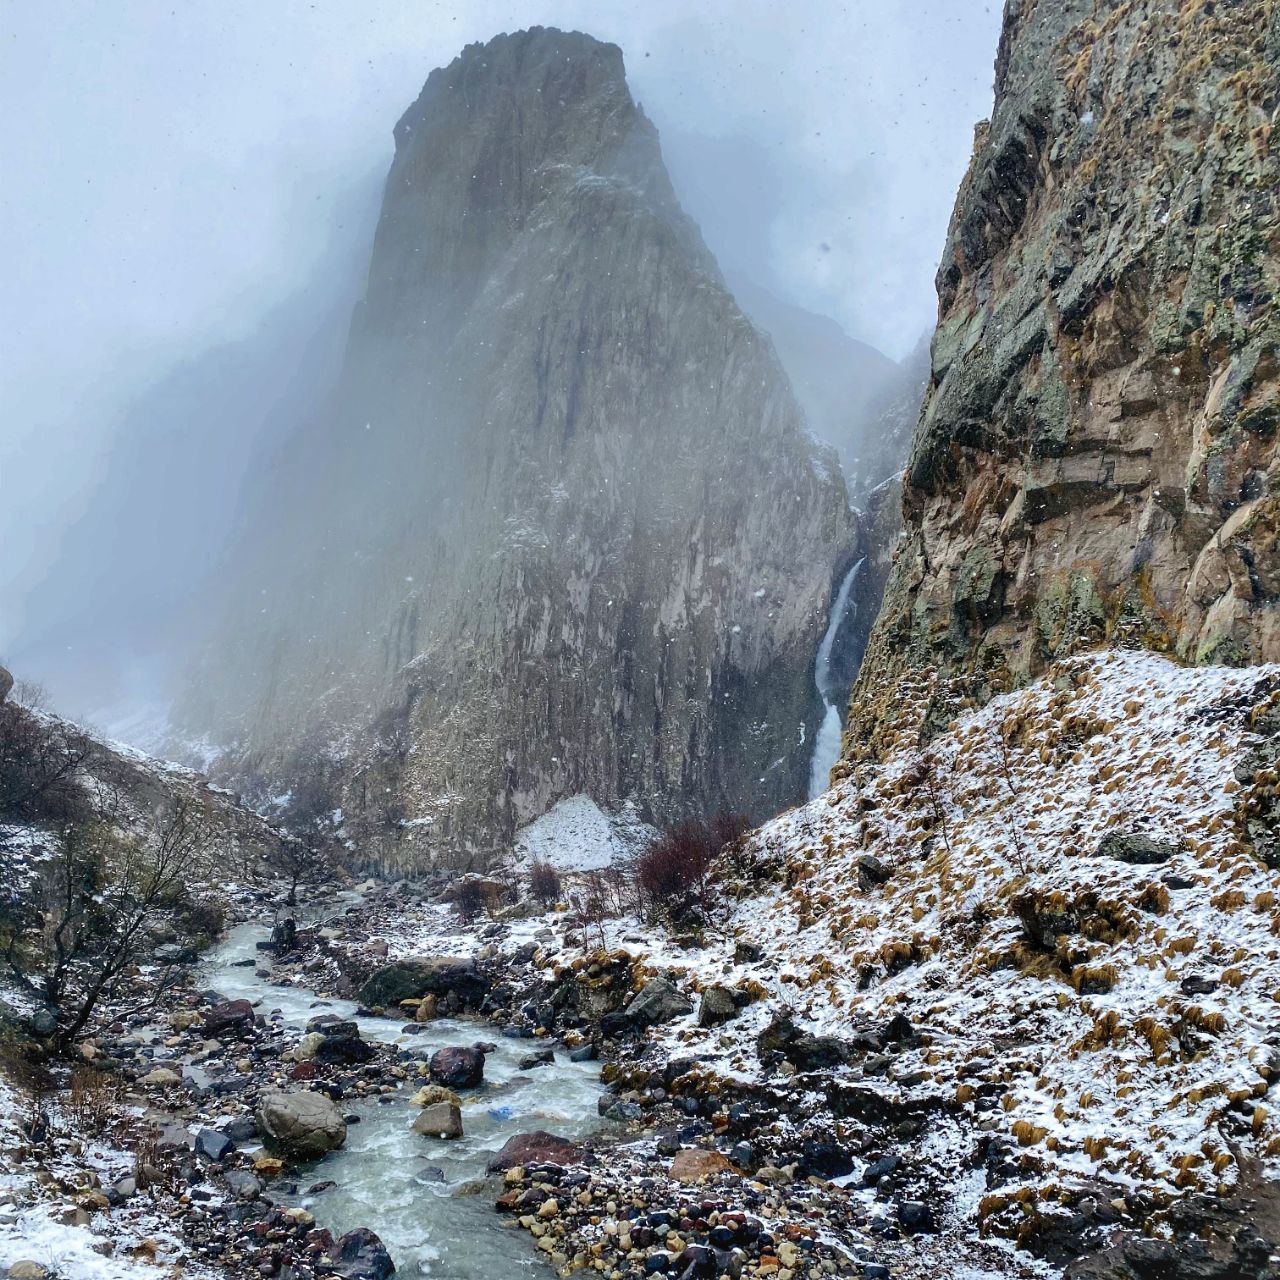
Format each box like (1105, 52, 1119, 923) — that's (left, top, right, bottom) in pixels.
(68, 1068, 118, 1137)
(634, 812, 744, 920)
(452, 879, 490, 924)
(567, 872, 614, 952)
(0, 701, 93, 825)
(529, 861, 562, 907)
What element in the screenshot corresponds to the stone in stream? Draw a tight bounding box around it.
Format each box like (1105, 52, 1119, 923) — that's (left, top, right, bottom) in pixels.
(409, 1084, 460, 1107)
(487, 1130, 584, 1172)
(329, 1226, 395, 1280)
(255, 1089, 347, 1160)
(141, 1066, 181, 1086)
(357, 957, 489, 1010)
(428, 1046, 485, 1089)
(410, 1101, 463, 1139)
(518, 1048, 555, 1070)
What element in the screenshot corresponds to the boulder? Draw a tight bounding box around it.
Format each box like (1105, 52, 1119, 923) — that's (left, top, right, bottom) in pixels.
(294, 1032, 326, 1062)
(414, 993, 439, 1023)
(203, 999, 256, 1036)
(789, 1033, 851, 1071)
(487, 1130, 584, 1172)
(224, 1115, 258, 1142)
(410, 1084, 460, 1107)
(6, 1263, 50, 1280)
(1096, 832, 1179, 865)
(669, 1149, 731, 1183)
(195, 1128, 234, 1162)
(315, 1035, 376, 1066)
(604, 977, 693, 1036)
(154, 942, 197, 965)
(697, 986, 737, 1028)
(255, 1089, 347, 1161)
(357, 957, 489, 1010)
(141, 1067, 181, 1087)
(519, 1049, 555, 1069)
(220, 1169, 263, 1199)
(329, 1227, 394, 1280)
(429, 1046, 484, 1089)
(410, 1101, 463, 1139)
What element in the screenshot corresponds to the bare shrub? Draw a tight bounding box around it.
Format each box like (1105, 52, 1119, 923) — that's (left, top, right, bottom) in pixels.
(529, 861, 562, 907)
(0, 701, 93, 825)
(635, 812, 743, 920)
(6, 797, 219, 1052)
(453, 879, 490, 924)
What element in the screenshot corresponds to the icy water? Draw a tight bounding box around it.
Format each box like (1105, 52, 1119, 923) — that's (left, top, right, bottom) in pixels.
(203, 920, 606, 1278)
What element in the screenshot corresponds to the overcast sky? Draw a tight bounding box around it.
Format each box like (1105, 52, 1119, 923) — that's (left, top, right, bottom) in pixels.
(0, 0, 1001, 681)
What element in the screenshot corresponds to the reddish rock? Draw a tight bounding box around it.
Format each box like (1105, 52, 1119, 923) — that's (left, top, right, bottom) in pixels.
(203, 999, 256, 1036)
(670, 1149, 731, 1183)
(487, 1130, 584, 1173)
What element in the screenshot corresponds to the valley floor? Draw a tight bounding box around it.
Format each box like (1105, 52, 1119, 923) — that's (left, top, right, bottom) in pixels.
(3, 650, 1279, 1280)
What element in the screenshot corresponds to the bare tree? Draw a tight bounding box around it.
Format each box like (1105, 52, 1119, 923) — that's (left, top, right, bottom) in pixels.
(6, 797, 219, 1052)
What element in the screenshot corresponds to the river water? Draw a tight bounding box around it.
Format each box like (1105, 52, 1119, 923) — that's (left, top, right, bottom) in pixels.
(202, 920, 606, 1278)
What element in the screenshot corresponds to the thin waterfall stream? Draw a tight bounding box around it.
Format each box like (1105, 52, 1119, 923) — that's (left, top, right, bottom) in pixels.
(201, 918, 606, 1277)
(808, 557, 865, 800)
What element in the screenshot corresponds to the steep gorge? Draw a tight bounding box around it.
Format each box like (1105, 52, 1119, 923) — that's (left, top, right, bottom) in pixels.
(180, 29, 855, 870)
(847, 0, 1280, 760)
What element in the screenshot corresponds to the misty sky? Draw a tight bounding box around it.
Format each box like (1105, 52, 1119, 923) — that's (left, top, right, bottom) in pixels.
(0, 0, 1001, 697)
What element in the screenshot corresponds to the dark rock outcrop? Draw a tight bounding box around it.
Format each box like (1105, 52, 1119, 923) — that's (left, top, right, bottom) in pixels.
(356, 958, 488, 1010)
(428, 1046, 485, 1090)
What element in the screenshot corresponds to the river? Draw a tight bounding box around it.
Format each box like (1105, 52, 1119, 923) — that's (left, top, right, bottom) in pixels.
(202, 919, 606, 1277)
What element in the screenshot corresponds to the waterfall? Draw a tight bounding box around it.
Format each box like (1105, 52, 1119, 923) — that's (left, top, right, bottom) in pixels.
(808, 557, 865, 800)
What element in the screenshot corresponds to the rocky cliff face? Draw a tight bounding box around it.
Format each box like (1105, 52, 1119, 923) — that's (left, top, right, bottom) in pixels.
(181, 29, 853, 870)
(848, 0, 1280, 759)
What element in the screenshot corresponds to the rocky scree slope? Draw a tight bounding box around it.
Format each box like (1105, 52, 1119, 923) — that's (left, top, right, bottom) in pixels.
(850, 0, 1280, 757)
(180, 28, 854, 872)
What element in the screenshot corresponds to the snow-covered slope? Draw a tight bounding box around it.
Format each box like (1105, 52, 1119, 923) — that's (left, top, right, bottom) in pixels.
(647, 651, 1280, 1229)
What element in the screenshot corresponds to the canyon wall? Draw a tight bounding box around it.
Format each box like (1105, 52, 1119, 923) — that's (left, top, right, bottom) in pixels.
(847, 0, 1280, 760)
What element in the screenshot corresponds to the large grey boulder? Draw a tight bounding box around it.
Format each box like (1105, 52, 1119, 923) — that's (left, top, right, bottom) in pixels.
(410, 1101, 463, 1139)
(255, 1089, 347, 1161)
(357, 958, 488, 1010)
(604, 976, 693, 1036)
(698, 986, 738, 1029)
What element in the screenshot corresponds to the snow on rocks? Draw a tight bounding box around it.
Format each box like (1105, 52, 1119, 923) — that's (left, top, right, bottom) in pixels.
(514, 795, 657, 871)
(645, 651, 1280, 1227)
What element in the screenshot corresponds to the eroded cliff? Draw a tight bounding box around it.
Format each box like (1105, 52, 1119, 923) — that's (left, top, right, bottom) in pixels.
(848, 0, 1280, 759)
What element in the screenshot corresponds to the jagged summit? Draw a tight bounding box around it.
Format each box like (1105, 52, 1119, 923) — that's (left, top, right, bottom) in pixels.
(179, 28, 854, 870)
